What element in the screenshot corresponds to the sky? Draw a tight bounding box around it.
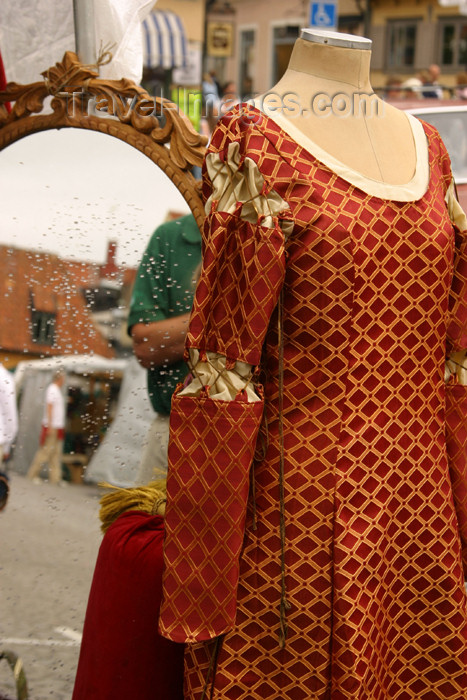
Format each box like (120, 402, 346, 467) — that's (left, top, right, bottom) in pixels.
(0, 128, 191, 267)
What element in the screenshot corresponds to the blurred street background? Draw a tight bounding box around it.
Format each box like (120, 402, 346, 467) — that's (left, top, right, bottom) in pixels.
(0, 474, 102, 700)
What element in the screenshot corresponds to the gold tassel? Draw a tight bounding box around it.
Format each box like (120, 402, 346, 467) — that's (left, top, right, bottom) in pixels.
(98, 480, 167, 534)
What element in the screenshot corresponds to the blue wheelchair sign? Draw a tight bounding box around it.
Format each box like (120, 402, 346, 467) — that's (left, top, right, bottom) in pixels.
(309, 2, 338, 30)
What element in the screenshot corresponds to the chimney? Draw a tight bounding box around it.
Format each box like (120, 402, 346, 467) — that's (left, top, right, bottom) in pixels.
(100, 241, 119, 279)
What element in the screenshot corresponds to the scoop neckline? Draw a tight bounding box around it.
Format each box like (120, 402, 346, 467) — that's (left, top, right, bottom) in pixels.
(246, 102, 430, 202)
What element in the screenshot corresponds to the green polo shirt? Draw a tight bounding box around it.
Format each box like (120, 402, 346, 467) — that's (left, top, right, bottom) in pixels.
(128, 214, 202, 415)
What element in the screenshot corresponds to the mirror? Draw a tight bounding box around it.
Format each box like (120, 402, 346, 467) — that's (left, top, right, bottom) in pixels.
(0, 128, 194, 265)
(0, 52, 206, 700)
(1, 128, 195, 484)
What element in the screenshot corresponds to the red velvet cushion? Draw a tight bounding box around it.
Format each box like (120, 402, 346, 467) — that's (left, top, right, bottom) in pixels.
(72, 511, 184, 700)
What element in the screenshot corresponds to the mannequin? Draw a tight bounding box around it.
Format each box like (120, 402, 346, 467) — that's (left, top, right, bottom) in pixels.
(258, 29, 416, 183)
(159, 29, 467, 700)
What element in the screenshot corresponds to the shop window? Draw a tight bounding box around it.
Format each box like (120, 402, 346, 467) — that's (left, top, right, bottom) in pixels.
(439, 18, 467, 70)
(386, 20, 418, 71)
(239, 29, 256, 99)
(272, 25, 301, 85)
(141, 66, 172, 102)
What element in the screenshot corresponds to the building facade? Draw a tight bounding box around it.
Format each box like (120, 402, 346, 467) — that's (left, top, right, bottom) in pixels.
(206, 0, 364, 96)
(0, 242, 136, 369)
(370, 0, 467, 90)
(204, 0, 467, 98)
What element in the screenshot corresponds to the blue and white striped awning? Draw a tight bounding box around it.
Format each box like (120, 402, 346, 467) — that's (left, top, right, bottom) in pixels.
(142, 10, 188, 70)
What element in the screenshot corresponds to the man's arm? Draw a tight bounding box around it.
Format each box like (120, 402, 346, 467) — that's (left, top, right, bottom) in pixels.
(131, 312, 191, 369)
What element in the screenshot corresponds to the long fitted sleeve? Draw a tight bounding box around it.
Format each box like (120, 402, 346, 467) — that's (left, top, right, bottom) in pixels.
(159, 111, 293, 643)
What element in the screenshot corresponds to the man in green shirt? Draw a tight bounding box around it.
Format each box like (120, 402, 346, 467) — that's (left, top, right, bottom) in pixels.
(128, 214, 202, 482)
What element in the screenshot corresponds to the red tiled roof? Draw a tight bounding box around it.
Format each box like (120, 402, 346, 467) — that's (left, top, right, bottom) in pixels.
(63, 259, 101, 289)
(64, 248, 137, 289)
(0, 245, 115, 359)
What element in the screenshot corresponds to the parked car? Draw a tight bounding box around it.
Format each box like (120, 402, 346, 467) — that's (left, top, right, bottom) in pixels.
(395, 101, 467, 212)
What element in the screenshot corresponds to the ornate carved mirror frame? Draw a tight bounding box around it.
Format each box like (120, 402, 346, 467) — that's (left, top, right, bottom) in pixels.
(0, 51, 207, 227)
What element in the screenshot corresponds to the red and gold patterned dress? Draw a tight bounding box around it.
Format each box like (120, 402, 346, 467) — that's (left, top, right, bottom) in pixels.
(165, 104, 467, 699)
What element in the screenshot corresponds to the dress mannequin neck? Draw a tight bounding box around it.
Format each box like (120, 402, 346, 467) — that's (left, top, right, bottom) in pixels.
(257, 31, 417, 186)
(286, 32, 373, 93)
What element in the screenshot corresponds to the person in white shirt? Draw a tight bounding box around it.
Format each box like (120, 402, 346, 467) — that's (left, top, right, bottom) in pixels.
(0, 363, 18, 468)
(27, 370, 66, 484)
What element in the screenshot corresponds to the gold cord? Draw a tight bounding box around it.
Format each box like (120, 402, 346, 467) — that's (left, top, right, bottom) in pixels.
(44, 44, 114, 96)
(200, 636, 222, 700)
(277, 289, 290, 649)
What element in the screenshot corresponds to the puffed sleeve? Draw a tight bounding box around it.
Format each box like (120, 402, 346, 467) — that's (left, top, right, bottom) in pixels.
(158, 108, 293, 643)
(187, 111, 291, 365)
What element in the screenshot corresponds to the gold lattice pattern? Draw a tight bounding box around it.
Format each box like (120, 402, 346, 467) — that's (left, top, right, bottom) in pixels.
(168, 105, 467, 699)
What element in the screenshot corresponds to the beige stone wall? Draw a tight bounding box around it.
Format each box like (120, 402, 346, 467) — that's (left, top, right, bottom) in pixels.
(223, 0, 301, 94)
(154, 0, 205, 43)
(371, 0, 462, 26)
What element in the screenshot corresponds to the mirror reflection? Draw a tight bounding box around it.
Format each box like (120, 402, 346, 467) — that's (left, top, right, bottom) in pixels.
(0, 128, 191, 265)
(0, 127, 194, 700)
